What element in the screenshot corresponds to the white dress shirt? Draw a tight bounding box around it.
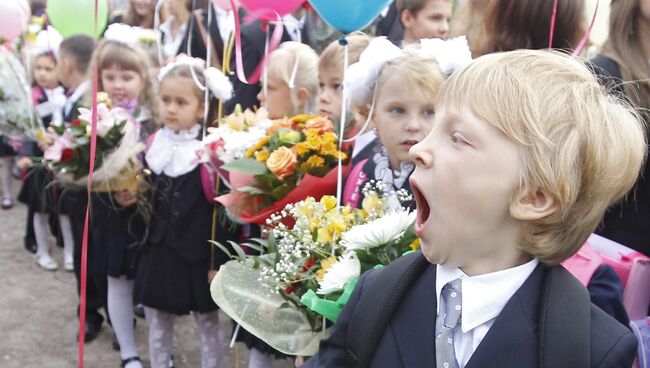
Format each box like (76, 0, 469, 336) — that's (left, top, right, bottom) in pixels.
(213, 4, 234, 44)
(159, 16, 188, 60)
(436, 258, 539, 367)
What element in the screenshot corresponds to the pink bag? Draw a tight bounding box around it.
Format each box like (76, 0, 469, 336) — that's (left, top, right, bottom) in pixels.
(631, 318, 650, 368)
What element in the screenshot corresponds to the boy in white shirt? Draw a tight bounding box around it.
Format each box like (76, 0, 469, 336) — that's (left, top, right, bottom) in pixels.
(304, 50, 643, 367)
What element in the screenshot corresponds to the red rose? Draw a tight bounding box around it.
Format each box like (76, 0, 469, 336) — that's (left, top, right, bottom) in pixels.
(60, 148, 74, 163)
(70, 120, 81, 127)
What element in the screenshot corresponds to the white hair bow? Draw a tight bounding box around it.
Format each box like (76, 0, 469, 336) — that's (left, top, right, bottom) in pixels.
(158, 55, 234, 102)
(344, 37, 403, 107)
(104, 23, 144, 48)
(419, 36, 473, 76)
(32, 26, 63, 58)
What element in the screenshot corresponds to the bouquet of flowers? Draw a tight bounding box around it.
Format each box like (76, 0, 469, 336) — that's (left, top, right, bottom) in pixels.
(43, 95, 145, 192)
(197, 105, 270, 182)
(216, 114, 350, 225)
(210, 182, 417, 355)
(0, 46, 41, 140)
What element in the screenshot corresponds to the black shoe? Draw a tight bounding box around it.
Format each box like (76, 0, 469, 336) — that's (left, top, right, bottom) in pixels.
(76, 320, 101, 343)
(121, 356, 140, 367)
(133, 304, 145, 319)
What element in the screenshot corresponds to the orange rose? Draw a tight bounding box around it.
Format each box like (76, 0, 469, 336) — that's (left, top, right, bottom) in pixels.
(267, 118, 294, 134)
(305, 116, 334, 133)
(266, 147, 297, 180)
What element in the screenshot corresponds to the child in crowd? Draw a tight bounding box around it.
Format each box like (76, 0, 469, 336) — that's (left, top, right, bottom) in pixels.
(18, 31, 74, 271)
(342, 37, 446, 211)
(135, 60, 238, 368)
(315, 34, 372, 156)
(257, 42, 319, 120)
(397, 0, 452, 45)
(55, 34, 108, 343)
(306, 50, 643, 368)
(89, 26, 158, 368)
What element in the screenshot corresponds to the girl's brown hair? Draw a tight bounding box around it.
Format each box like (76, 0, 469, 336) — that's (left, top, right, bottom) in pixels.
(123, 0, 156, 29)
(480, 0, 586, 55)
(92, 40, 158, 124)
(601, 0, 650, 113)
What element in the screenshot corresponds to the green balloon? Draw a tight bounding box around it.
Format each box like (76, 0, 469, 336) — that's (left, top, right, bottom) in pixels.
(46, 0, 109, 38)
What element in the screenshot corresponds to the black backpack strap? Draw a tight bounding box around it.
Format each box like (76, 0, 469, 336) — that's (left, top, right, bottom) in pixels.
(345, 252, 431, 368)
(537, 265, 591, 368)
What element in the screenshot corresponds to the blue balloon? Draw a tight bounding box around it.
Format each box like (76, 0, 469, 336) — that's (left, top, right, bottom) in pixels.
(308, 0, 392, 34)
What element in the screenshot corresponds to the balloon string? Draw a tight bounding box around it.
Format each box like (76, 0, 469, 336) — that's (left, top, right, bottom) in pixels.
(231, 0, 283, 84)
(548, 0, 559, 48)
(78, 2, 100, 367)
(336, 38, 348, 208)
(572, 0, 599, 57)
(203, 1, 214, 139)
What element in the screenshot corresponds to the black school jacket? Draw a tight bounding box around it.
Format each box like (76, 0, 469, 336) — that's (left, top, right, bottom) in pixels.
(305, 253, 637, 368)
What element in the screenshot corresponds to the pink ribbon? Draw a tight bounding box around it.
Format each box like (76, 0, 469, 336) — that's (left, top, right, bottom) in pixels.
(571, 0, 599, 57)
(548, 0, 559, 48)
(78, 2, 100, 367)
(230, 0, 284, 84)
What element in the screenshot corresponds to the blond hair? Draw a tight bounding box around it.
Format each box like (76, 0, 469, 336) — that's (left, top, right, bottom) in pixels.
(439, 50, 647, 264)
(92, 39, 158, 125)
(319, 33, 372, 73)
(376, 49, 445, 105)
(266, 42, 319, 115)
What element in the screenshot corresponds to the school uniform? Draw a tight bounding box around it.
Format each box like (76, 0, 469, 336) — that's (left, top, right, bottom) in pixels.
(134, 126, 239, 315)
(342, 142, 415, 211)
(304, 252, 637, 368)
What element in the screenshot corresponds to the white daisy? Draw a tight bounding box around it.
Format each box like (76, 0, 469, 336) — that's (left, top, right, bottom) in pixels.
(340, 210, 416, 250)
(317, 253, 360, 295)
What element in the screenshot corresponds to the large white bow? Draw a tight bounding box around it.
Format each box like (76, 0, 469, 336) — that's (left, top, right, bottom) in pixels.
(145, 125, 202, 177)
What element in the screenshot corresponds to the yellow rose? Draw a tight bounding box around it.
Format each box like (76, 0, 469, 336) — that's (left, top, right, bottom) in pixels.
(267, 118, 293, 134)
(409, 238, 421, 251)
(266, 147, 297, 180)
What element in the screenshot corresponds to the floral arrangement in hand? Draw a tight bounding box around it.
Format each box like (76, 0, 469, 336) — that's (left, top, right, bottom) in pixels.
(198, 104, 270, 175)
(43, 93, 145, 191)
(210, 182, 417, 355)
(216, 114, 350, 225)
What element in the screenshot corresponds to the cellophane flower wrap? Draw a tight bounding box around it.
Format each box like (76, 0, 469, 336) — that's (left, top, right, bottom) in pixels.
(216, 114, 351, 225)
(197, 104, 271, 183)
(210, 182, 418, 355)
(43, 94, 145, 192)
(0, 46, 41, 140)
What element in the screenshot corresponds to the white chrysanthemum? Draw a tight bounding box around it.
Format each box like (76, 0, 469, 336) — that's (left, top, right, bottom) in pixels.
(340, 210, 416, 250)
(317, 253, 360, 295)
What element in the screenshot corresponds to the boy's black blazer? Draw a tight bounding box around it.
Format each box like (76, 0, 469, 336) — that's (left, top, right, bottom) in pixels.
(305, 253, 637, 368)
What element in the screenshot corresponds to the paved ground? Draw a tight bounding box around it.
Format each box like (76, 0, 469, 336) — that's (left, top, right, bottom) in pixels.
(0, 173, 294, 368)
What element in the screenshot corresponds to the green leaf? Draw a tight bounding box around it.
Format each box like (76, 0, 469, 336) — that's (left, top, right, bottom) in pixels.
(271, 183, 292, 200)
(227, 240, 248, 261)
(221, 159, 268, 175)
(208, 240, 234, 259)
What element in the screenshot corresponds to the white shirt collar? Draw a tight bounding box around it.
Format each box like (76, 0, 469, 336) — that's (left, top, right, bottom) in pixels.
(213, 4, 234, 43)
(159, 17, 188, 59)
(436, 258, 539, 333)
(145, 125, 202, 177)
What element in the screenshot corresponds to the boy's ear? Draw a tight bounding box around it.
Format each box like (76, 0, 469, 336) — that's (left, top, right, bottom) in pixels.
(400, 9, 415, 29)
(510, 188, 558, 221)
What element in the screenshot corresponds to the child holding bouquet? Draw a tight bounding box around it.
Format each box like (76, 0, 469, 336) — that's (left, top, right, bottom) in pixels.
(134, 60, 238, 368)
(88, 25, 158, 368)
(17, 29, 74, 271)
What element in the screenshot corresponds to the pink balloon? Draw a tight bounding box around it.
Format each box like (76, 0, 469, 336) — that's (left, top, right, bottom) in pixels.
(0, 0, 29, 41)
(238, 0, 304, 22)
(211, 0, 240, 11)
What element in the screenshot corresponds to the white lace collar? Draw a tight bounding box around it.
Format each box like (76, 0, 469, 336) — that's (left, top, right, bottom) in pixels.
(145, 125, 202, 177)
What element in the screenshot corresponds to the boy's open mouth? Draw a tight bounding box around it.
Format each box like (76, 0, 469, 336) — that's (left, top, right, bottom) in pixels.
(410, 179, 430, 232)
